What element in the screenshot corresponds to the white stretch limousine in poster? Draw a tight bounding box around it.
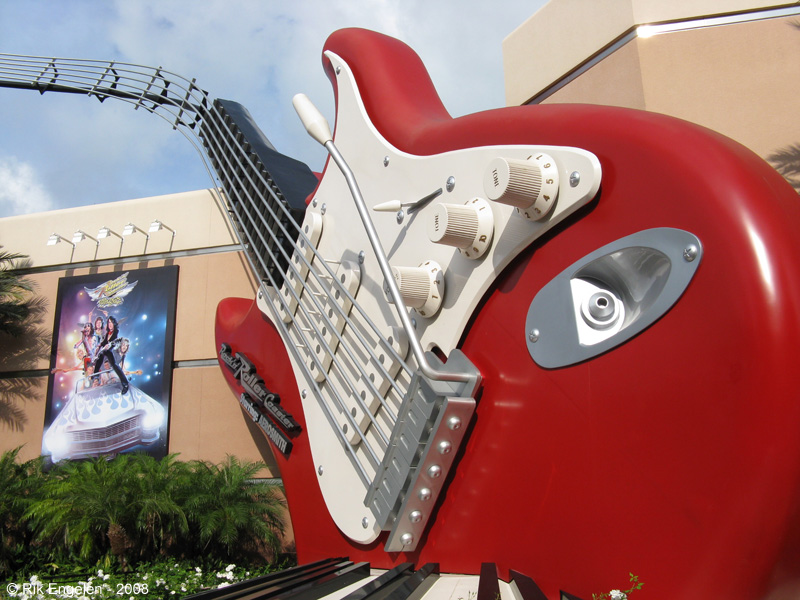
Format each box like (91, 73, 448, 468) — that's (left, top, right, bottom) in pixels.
(42, 266, 178, 464)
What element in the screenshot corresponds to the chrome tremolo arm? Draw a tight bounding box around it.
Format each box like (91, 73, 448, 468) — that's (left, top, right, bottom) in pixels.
(292, 93, 480, 395)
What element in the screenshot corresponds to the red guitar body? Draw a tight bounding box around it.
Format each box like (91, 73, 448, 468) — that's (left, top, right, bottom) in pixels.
(216, 29, 800, 599)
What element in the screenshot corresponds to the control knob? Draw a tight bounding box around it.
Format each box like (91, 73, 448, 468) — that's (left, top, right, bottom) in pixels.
(483, 154, 559, 220)
(388, 260, 444, 317)
(427, 198, 494, 259)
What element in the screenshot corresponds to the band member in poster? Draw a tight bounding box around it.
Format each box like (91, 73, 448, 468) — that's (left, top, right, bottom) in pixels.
(72, 321, 100, 370)
(93, 315, 129, 394)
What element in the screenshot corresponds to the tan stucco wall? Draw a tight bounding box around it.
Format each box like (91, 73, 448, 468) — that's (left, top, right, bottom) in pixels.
(0, 188, 237, 267)
(538, 14, 800, 164)
(168, 366, 279, 470)
(503, 0, 800, 106)
(0, 190, 275, 473)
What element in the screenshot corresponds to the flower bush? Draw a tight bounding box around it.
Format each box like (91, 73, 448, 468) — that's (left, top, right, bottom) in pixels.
(593, 573, 644, 600)
(5, 560, 289, 600)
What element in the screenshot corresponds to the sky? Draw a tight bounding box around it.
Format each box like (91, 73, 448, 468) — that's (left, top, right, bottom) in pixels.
(0, 0, 547, 219)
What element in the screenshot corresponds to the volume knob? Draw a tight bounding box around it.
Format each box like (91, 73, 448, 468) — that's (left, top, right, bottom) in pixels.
(483, 154, 559, 220)
(390, 261, 444, 317)
(427, 198, 494, 259)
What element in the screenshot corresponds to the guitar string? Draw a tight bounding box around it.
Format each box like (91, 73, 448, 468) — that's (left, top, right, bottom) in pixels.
(0, 53, 422, 486)
(199, 99, 404, 446)
(0, 54, 414, 399)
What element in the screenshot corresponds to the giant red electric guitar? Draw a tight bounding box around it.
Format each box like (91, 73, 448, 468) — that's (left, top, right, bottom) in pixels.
(213, 29, 800, 600)
(4, 28, 800, 600)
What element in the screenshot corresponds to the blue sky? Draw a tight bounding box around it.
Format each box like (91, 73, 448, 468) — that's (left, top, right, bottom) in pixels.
(0, 1, 545, 218)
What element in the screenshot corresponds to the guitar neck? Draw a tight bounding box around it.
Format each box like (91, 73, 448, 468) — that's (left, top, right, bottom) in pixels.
(198, 98, 319, 287)
(0, 53, 317, 289)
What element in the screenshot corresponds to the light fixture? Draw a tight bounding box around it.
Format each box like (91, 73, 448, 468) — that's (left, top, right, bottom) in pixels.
(46, 233, 75, 247)
(97, 225, 124, 257)
(121, 222, 149, 254)
(122, 223, 148, 238)
(148, 219, 175, 234)
(46, 233, 76, 262)
(97, 226, 122, 240)
(72, 230, 99, 245)
(149, 219, 176, 251)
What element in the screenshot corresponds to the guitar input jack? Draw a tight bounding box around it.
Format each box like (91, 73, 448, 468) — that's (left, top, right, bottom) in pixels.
(581, 290, 621, 330)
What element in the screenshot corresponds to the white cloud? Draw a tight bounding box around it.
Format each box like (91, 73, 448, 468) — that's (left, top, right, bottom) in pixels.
(0, 0, 545, 217)
(0, 156, 54, 216)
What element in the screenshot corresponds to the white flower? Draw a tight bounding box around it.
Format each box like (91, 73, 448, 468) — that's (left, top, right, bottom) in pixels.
(610, 591, 626, 600)
(218, 582, 231, 589)
(226, 564, 236, 572)
(195, 567, 202, 574)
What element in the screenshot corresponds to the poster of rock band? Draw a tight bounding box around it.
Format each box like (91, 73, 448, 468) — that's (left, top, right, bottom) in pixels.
(42, 266, 178, 465)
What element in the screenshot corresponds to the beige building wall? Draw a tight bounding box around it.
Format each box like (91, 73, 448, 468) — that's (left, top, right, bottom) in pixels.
(503, 1, 800, 186)
(0, 188, 280, 475)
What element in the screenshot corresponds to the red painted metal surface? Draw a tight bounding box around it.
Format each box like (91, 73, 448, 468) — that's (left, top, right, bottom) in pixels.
(216, 28, 800, 600)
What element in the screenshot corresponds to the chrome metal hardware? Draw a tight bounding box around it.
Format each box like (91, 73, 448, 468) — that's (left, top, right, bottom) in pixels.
(526, 228, 703, 368)
(365, 350, 478, 552)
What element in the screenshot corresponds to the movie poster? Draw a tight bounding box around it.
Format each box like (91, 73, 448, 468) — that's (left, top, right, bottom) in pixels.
(42, 266, 178, 465)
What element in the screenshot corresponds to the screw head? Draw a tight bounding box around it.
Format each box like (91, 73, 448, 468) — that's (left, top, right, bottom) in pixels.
(446, 176, 456, 192)
(569, 171, 581, 187)
(683, 244, 698, 262)
(383, 156, 390, 167)
(362, 517, 369, 529)
(418, 487, 432, 501)
(409, 510, 423, 523)
(317, 465, 323, 476)
(321, 203, 327, 215)
(428, 464, 442, 478)
(336, 66, 342, 75)
(438, 440, 452, 455)
(358, 250, 365, 264)
(396, 209, 405, 224)
(447, 416, 462, 430)
(529, 328, 540, 343)
(400, 533, 414, 546)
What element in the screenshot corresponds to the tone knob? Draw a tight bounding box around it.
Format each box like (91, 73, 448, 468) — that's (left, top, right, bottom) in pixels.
(483, 154, 559, 220)
(390, 260, 444, 317)
(427, 198, 494, 259)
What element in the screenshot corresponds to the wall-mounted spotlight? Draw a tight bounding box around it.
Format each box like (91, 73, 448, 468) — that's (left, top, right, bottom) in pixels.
(72, 230, 99, 260)
(148, 219, 174, 234)
(72, 230, 99, 245)
(46, 233, 74, 247)
(97, 226, 122, 240)
(46, 233, 76, 262)
(98, 226, 124, 257)
(122, 223, 148, 238)
(122, 222, 149, 254)
(149, 220, 176, 251)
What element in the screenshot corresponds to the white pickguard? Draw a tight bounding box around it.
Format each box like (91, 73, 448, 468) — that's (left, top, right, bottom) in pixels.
(257, 50, 601, 544)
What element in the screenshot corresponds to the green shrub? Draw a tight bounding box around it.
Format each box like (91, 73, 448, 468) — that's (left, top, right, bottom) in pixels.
(1, 448, 286, 575)
(0, 447, 46, 577)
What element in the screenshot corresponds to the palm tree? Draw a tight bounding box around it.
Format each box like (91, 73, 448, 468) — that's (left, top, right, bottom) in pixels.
(126, 453, 190, 559)
(768, 143, 800, 193)
(0, 447, 45, 577)
(24, 455, 137, 564)
(0, 249, 33, 338)
(0, 249, 48, 432)
(184, 456, 286, 561)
